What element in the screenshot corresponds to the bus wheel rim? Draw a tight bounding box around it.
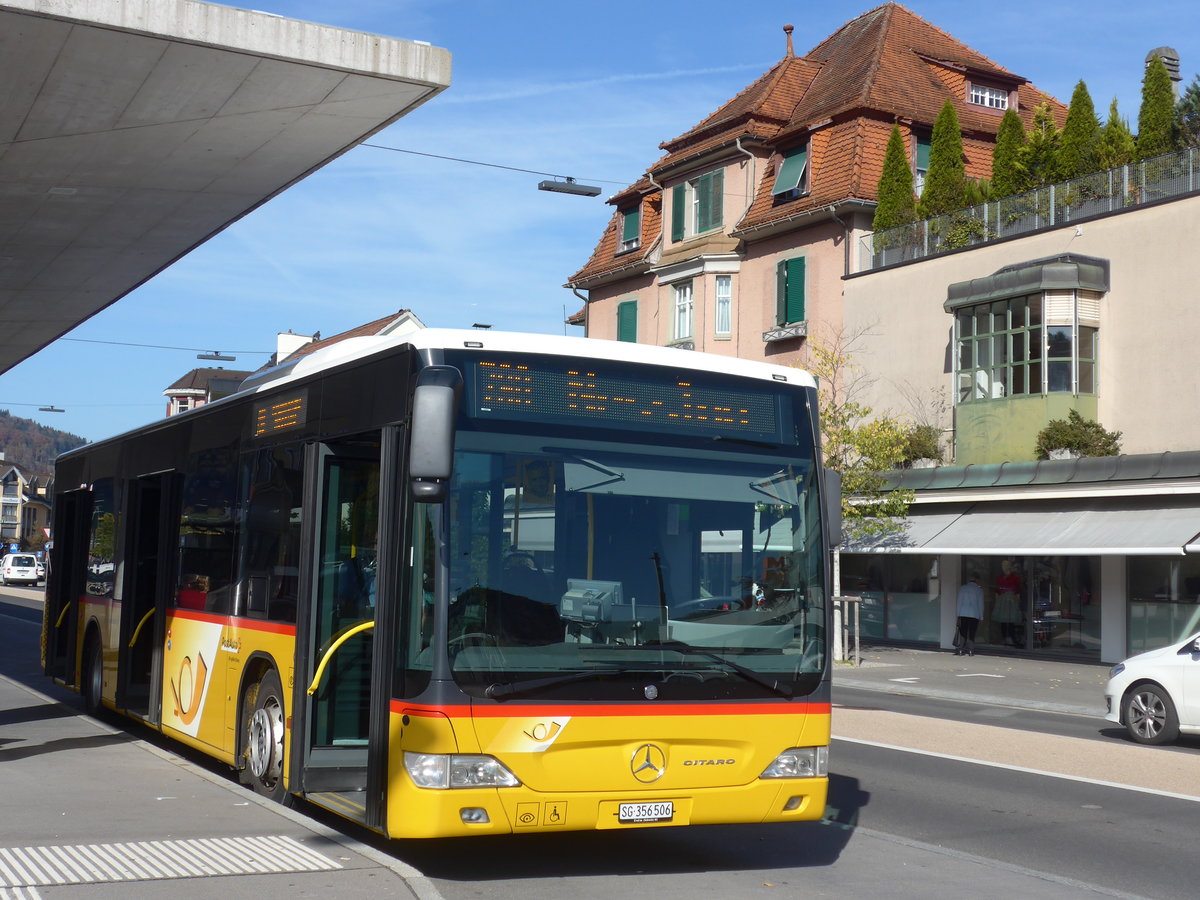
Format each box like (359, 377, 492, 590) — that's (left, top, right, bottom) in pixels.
(248, 698, 284, 783)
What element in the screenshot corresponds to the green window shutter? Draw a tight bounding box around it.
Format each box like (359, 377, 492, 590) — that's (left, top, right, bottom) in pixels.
(671, 184, 685, 242)
(776, 257, 806, 325)
(696, 169, 723, 232)
(771, 147, 808, 195)
(621, 207, 640, 243)
(617, 300, 638, 342)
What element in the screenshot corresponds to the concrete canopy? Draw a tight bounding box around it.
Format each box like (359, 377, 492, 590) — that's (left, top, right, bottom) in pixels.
(0, 0, 451, 375)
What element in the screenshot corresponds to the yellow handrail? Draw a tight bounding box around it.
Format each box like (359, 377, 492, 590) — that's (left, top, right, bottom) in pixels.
(55, 601, 73, 629)
(306, 620, 375, 696)
(128, 608, 156, 649)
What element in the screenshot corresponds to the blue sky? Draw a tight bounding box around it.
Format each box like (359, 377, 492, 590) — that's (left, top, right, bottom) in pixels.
(0, 0, 1196, 443)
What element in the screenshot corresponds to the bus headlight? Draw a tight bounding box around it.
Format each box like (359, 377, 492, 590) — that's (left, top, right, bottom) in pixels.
(403, 752, 521, 789)
(759, 746, 828, 779)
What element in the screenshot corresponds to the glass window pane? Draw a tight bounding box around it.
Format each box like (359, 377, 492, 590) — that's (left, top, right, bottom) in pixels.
(1047, 326, 1072, 358)
(1028, 295, 1042, 328)
(959, 341, 973, 369)
(975, 307, 990, 335)
(1012, 365, 1026, 395)
(958, 373, 973, 403)
(1030, 361, 1043, 393)
(976, 338, 991, 367)
(991, 368, 1007, 398)
(1079, 326, 1097, 360)
(1009, 296, 1026, 328)
(973, 370, 989, 400)
(1029, 327, 1042, 361)
(1079, 362, 1094, 393)
(1012, 331, 1026, 363)
(991, 301, 1007, 331)
(958, 311, 973, 338)
(1047, 360, 1071, 392)
(994, 334, 1008, 365)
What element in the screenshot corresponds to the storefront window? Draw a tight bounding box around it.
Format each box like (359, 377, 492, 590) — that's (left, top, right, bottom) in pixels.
(1127, 557, 1200, 656)
(840, 555, 941, 643)
(961, 555, 1101, 657)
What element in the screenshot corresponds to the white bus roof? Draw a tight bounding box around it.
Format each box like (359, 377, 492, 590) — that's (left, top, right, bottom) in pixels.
(243, 327, 817, 394)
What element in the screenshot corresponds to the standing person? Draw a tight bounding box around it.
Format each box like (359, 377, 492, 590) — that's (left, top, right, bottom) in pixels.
(993, 559, 1023, 647)
(955, 570, 984, 656)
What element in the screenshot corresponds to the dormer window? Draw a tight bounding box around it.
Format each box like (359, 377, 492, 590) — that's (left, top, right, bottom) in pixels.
(771, 145, 809, 201)
(619, 206, 641, 253)
(969, 83, 1009, 110)
(670, 168, 724, 242)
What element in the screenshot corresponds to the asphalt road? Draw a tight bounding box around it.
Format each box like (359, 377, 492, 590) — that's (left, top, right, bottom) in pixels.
(3, 589, 1197, 899)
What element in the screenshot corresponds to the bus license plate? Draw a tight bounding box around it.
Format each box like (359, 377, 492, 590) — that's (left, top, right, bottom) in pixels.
(619, 801, 674, 824)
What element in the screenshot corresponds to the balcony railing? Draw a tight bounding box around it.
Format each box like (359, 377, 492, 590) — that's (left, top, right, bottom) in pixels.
(858, 146, 1200, 273)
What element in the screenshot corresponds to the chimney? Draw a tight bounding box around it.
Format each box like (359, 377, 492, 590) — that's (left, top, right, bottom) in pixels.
(276, 330, 316, 361)
(1146, 46, 1182, 95)
(783, 24, 795, 58)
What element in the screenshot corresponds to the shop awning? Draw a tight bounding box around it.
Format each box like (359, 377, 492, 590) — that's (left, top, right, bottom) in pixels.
(844, 499, 1200, 556)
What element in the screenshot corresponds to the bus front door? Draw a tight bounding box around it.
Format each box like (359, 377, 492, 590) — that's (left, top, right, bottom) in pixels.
(295, 434, 393, 828)
(44, 489, 92, 684)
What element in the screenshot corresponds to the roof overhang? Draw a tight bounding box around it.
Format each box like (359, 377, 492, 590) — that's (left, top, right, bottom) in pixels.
(944, 254, 1110, 312)
(846, 498, 1200, 556)
(0, 0, 451, 375)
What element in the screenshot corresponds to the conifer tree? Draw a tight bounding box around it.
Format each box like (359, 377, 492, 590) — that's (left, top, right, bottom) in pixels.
(1017, 101, 1061, 188)
(1058, 80, 1100, 180)
(917, 100, 966, 218)
(1137, 54, 1178, 159)
(1096, 98, 1137, 169)
(1177, 74, 1200, 149)
(990, 108, 1027, 198)
(873, 124, 916, 232)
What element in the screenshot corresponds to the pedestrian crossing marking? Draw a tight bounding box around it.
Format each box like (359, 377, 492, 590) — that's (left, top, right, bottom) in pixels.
(0, 835, 340, 888)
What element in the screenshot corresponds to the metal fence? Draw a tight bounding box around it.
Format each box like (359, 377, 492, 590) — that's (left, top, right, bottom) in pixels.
(857, 146, 1200, 273)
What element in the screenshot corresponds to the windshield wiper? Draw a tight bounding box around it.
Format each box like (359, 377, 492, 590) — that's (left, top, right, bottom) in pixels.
(628, 640, 795, 699)
(484, 667, 623, 701)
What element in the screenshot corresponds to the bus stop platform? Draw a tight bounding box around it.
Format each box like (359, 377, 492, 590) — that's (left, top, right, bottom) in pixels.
(0, 671, 443, 899)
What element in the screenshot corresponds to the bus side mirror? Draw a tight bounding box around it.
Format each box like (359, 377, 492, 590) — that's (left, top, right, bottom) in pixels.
(409, 366, 463, 503)
(823, 468, 842, 548)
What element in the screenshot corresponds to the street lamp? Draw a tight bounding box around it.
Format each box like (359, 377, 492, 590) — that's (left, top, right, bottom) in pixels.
(197, 351, 236, 361)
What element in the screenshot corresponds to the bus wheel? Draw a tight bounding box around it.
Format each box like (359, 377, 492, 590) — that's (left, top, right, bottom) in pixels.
(243, 670, 290, 805)
(82, 636, 104, 718)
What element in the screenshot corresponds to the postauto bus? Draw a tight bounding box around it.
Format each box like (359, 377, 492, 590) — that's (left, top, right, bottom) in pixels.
(43, 328, 837, 838)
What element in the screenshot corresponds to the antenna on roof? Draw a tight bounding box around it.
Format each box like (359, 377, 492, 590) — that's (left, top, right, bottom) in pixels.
(783, 23, 795, 58)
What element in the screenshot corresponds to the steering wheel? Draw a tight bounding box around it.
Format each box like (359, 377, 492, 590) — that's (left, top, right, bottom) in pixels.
(448, 631, 499, 651)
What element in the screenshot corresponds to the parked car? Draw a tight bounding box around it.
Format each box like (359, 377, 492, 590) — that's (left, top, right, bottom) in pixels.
(1104, 632, 1200, 744)
(1, 553, 40, 586)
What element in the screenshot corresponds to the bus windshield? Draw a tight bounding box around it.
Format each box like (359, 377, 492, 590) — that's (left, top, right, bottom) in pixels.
(441, 424, 827, 702)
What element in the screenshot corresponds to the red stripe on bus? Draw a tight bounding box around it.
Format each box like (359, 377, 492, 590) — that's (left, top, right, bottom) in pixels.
(166, 608, 297, 636)
(392, 699, 831, 718)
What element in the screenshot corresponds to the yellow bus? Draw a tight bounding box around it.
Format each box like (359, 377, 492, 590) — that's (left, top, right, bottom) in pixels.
(43, 328, 837, 838)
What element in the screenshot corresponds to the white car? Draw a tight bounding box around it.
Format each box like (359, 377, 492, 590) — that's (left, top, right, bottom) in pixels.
(1, 553, 40, 586)
(1104, 632, 1200, 744)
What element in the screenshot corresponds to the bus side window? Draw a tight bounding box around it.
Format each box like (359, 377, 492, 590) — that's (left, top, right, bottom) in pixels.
(176, 448, 237, 613)
(238, 447, 303, 623)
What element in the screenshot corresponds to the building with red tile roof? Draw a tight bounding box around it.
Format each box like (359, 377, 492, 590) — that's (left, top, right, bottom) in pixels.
(567, 3, 1064, 366)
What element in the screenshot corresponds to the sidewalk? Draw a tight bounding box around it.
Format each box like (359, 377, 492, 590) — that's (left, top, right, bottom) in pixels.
(0, 672, 442, 899)
(833, 644, 1112, 717)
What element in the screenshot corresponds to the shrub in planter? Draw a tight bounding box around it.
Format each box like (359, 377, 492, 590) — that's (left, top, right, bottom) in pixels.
(1035, 409, 1122, 459)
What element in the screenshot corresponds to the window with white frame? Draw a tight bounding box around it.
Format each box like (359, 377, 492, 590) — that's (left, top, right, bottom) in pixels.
(673, 280, 694, 341)
(714, 275, 732, 337)
(969, 83, 1009, 110)
(670, 169, 723, 242)
(914, 134, 931, 195)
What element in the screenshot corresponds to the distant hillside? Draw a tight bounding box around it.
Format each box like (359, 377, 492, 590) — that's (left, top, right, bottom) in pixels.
(0, 410, 89, 476)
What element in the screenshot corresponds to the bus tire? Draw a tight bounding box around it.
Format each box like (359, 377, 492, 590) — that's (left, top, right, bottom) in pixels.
(82, 635, 104, 718)
(242, 669, 292, 805)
